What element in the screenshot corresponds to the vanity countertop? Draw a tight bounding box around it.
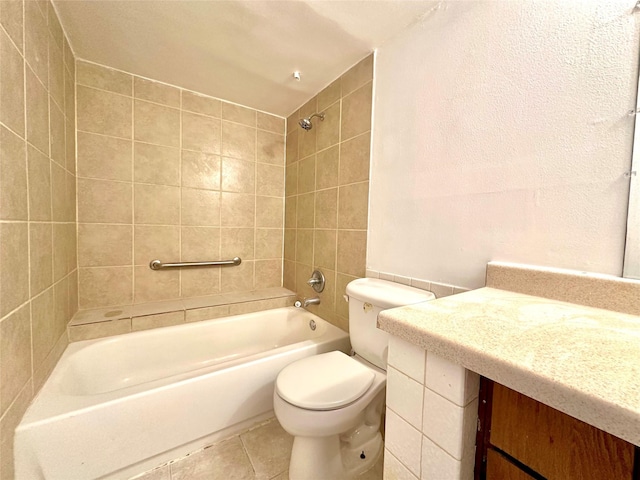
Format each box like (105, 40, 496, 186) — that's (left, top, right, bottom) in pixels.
(378, 287, 640, 446)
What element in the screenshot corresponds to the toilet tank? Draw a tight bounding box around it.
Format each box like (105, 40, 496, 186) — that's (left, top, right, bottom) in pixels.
(346, 278, 435, 370)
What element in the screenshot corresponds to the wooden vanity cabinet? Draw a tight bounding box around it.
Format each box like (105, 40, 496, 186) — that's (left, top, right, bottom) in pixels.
(475, 378, 639, 480)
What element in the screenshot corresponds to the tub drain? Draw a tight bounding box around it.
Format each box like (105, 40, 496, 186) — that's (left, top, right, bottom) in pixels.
(309, 319, 316, 331)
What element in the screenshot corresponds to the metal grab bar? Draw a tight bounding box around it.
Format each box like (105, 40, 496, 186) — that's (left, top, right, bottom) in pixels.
(149, 257, 241, 270)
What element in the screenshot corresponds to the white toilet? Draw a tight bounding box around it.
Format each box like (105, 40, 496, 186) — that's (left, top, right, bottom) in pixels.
(274, 278, 435, 479)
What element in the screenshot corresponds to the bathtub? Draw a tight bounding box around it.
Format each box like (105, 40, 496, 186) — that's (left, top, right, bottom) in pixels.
(15, 307, 350, 480)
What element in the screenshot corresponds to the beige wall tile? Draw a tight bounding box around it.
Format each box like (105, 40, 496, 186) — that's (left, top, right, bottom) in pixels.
(181, 227, 220, 260)
(285, 196, 297, 229)
(78, 178, 132, 223)
(318, 79, 341, 112)
(181, 269, 221, 298)
(49, 101, 65, 167)
(181, 90, 221, 117)
(341, 54, 373, 97)
(286, 111, 298, 134)
(316, 147, 339, 193)
(27, 145, 51, 221)
(257, 163, 284, 197)
(284, 229, 296, 261)
(50, 161, 66, 221)
(76, 61, 132, 95)
(1, 382, 33, 479)
(221, 157, 255, 193)
(316, 101, 340, 151)
(285, 130, 298, 164)
(220, 228, 254, 260)
(182, 188, 220, 226)
(53, 278, 70, 336)
(0, 223, 29, 317)
(314, 229, 337, 270)
(255, 229, 283, 260)
(222, 102, 256, 127)
(134, 100, 180, 147)
(134, 183, 180, 225)
(314, 189, 337, 229)
(341, 82, 372, 141)
(340, 132, 370, 185)
(298, 155, 316, 194)
(0, 126, 27, 220)
(338, 182, 369, 230)
(65, 118, 75, 172)
(48, 42, 64, 111)
(337, 230, 367, 277)
(300, 96, 318, 118)
(335, 273, 357, 326)
(77, 131, 132, 182)
(31, 288, 56, 367)
(222, 121, 256, 161)
(182, 111, 221, 154)
(29, 223, 52, 295)
(220, 260, 254, 293)
(298, 127, 316, 159)
(0, 304, 31, 416)
(0, 28, 25, 135)
(26, 67, 49, 154)
(256, 196, 283, 228)
(68, 318, 131, 342)
(296, 229, 313, 265)
(285, 162, 298, 196)
(220, 192, 254, 227)
(257, 130, 285, 166)
(283, 260, 295, 290)
(315, 269, 337, 321)
(181, 150, 220, 190)
(78, 224, 132, 267)
(77, 85, 132, 138)
(79, 266, 133, 308)
(257, 112, 285, 133)
(135, 225, 180, 265)
(52, 223, 69, 281)
(65, 171, 76, 223)
(134, 77, 180, 107)
(296, 192, 315, 228)
(24, 1, 48, 84)
(0, 0, 24, 52)
(134, 266, 180, 303)
(132, 311, 184, 332)
(185, 305, 230, 323)
(134, 142, 180, 186)
(254, 259, 282, 288)
(48, 3, 64, 50)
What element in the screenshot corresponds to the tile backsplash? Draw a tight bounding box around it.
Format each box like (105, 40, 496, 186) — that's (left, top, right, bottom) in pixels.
(284, 55, 373, 331)
(75, 61, 286, 308)
(0, 1, 77, 477)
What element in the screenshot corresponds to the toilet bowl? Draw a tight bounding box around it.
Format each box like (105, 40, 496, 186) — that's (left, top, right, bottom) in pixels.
(274, 352, 386, 479)
(274, 278, 435, 480)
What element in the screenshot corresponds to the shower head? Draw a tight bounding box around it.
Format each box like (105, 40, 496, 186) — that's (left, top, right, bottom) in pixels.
(298, 112, 325, 131)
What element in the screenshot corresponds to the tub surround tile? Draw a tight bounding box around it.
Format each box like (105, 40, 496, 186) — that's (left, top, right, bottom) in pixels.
(134, 77, 180, 107)
(256, 112, 284, 134)
(379, 265, 640, 448)
(181, 90, 221, 117)
(76, 60, 132, 95)
(185, 305, 230, 323)
(68, 318, 132, 342)
(132, 311, 185, 332)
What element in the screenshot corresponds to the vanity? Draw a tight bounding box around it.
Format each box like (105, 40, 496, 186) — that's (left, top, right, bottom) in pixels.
(378, 262, 640, 479)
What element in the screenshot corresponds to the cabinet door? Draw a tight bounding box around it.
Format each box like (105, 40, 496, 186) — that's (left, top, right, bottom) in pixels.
(486, 449, 535, 480)
(490, 383, 634, 480)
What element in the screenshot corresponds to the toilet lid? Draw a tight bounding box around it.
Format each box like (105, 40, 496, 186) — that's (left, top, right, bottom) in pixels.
(276, 351, 375, 411)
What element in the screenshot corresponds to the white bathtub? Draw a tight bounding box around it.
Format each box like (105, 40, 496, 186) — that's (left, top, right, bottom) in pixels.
(15, 307, 350, 480)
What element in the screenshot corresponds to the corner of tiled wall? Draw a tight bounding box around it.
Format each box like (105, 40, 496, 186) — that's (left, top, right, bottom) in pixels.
(283, 54, 373, 332)
(74, 60, 286, 309)
(385, 336, 479, 480)
(0, 1, 78, 477)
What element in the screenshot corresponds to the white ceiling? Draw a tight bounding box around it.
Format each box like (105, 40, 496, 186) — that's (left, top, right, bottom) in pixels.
(53, 0, 438, 116)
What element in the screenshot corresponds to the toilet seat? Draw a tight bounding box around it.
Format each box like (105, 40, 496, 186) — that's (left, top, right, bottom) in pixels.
(276, 351, 375, 411)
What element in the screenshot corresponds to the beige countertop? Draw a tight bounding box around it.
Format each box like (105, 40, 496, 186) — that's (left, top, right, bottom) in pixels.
(378, 287, 640, 446)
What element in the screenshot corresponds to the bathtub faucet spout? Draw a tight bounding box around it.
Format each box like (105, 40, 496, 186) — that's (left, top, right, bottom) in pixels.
(303, 297, 320, 308)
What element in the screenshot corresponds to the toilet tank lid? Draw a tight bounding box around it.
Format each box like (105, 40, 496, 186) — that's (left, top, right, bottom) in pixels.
(346, 278, 435, 309)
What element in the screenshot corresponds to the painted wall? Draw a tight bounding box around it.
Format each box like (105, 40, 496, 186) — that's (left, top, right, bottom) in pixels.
(0, 1, 77, 476)
(369, 1, 640, 289)
(75, 61, 285, 308)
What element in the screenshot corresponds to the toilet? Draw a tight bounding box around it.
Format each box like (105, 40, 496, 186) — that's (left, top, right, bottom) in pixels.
(274, 278, 435, 479)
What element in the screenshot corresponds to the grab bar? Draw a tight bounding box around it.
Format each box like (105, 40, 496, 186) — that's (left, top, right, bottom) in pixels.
(149, 257, 242, 270)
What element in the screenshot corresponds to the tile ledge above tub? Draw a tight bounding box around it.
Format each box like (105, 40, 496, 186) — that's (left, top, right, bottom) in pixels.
(68, 287, 296, 342)
(378, 286, 640, 447)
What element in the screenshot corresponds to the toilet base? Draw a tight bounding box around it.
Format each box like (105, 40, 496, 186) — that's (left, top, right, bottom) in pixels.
(288, 432, 383, 480)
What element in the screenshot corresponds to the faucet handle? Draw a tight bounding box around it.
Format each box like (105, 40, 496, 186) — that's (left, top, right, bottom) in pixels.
(306, 270, 325, 293)
(307, 278, 320, 286)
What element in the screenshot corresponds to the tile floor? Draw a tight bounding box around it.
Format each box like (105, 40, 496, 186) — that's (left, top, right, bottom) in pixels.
(130, 417, 383, 480)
